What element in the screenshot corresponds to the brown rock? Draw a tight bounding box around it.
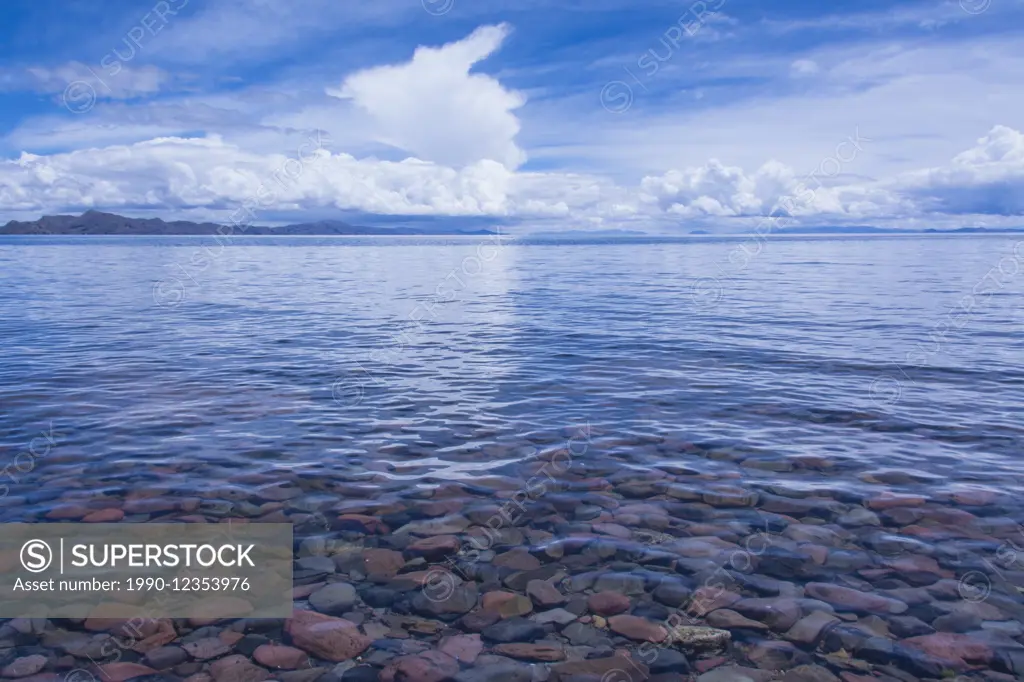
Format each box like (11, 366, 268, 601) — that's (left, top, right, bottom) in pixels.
(687, 587, 742, 617)
(94, 663, 159, 682)
(253, 645, 310, 670)
(336, 514, 389, 534)
(608, 615, 668, 642)
(781, 665, 841, 682)
(438, 634, 483, 664)
(406, 536, 460, 561)
(493, 549, 541, 571)
(491, 643, 565, 662)
(804, 583, 907, 615)
(902, 632, 993, 669)
(481, 591, 532, 618)
(83, 508, 125, 523)
(132, 619, 179, 653)
(209, 655, 270, 682)
(45, 504, 92, 520)
(285, 609, 372, 662)
(865, 493, 925, 510)
(380, 651, 459, 682)
(706, 609, 769, 631)
(122, 498, 177, 514)
(587, 591, 631, 616)
(363, 548, 406, 578)
(552, 655, 648, 681)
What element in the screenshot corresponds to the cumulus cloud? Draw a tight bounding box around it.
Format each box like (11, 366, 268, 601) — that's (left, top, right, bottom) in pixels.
(899, 126, 1024, 215)
(327, 24, 527, 170)
(2, 126, 1023, 228)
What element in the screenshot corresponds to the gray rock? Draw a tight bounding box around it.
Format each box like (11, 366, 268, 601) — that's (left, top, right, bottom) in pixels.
(309, 582, 358, 615)
(594, 573, 646, 596)
(454, 664, 534, 682)
(296, 556, 337, 574)
(482, 618, 547, 643)
(144, 646, 189, 670)
(532, 609, 577, 626)
(652, 581, 692, 607)
(410, 583, 479, 619)
(697, 666, 774, 682)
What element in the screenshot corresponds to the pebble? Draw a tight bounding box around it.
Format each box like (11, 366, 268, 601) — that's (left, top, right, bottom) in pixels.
(309, 583, 359, 615)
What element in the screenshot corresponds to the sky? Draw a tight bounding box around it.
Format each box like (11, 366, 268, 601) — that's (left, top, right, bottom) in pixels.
(0, 0, 1023, 232)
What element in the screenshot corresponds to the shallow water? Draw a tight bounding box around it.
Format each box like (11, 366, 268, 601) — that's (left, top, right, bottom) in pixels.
(2, 233, 1024, 679)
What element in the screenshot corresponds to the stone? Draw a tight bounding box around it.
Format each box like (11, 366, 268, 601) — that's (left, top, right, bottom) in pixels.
(804, 583, 907, 615)
(652, 581, 692, 607)
(379, 651, 459, 682)
(552, 656, 649, 681)
(83, 508, 125, 523)
(184, 638, 231, 660)
(533, 608, 577, 625)
(461, 610, 502, 632)
(747, 641, 811, 670)
(706, 609, 769, 631)
(647, 649, 691, 675)
(481, 591, 532, 618)
(587, 591, 631, 616)
(406, 536, 460, 561)
(593, 573, 646, 595)
(209, 656, 270, 682)
(438, 634, 483, 664)
(297, 556, 336, 574)
(94, 664, 160, 682)
(481, 618, 547, 643)
(784, 612, 839, 645)
(394, 515, 470, 536)
(1, 656, 46, 678)
(144, 647, 189, 670)
(526, 579, 566, 607)
(730, 597, 804, 632)
(452, 664, 533, 682)
(253, 645, 310, 670)
(687, 587, 741, 617)
(362, 549, 406, 578)
(902, 632, 993, 669)
(341, 667, 379, 682)
(697, 666, 773, 682)
(411, 583, 479, 619)
(309, 583, 359, 615)
(492, 549, 541, 571)
(666, 626, 730, 652)
(780, 665, 841, 682)
(608, 615, 668, 642)
(286, 609, 373, 662)
(491, 643, 565, 661)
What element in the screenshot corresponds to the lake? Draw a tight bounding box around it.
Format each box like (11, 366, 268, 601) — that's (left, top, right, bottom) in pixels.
(1, 233, 1023, 676)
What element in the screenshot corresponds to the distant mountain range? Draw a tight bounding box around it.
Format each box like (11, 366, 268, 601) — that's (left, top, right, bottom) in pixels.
(0, 211, 499, 235)
(735, 225, 1024, 235)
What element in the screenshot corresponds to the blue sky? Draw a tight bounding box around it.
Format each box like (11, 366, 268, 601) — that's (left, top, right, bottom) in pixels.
(1, 0, 1023, 231)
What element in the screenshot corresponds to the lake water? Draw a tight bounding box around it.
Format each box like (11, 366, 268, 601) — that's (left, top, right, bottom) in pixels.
(2, 234, 1024, 678)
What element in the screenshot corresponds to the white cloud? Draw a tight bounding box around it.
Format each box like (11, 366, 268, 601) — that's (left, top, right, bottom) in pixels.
(327, 24, 527, 170)
(790, 59, 820, 77)
(898, 125, 1024, 215)
(2, 126, 1023, 230)
(19, 61, 169, 100)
